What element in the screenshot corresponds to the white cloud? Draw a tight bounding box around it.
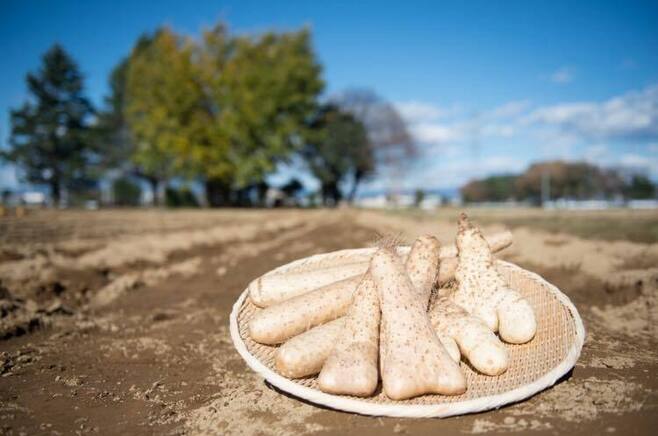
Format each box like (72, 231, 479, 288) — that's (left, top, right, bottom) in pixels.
(525, 84, 658, 142)
(395, 101, 444, 123)
(402, 85, 658, 155)
(481, 123, 516, 138)
(489, 100, 531, 118)
(527, 102, 594, 124)
(476, 155, 527, 173)
(620, 153, 652, 168)
(549, 67, 575, 84)
(409, 155, 528, 189)
(400, 103, 526, 147)
(386, 84, 658, 189)
(616, 153, 658, 176)
(410, 123, 461, 145)
(583, 145, 608, 162)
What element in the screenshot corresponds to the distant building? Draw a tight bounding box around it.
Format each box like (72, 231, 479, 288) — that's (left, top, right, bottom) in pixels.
(21, 191, 47, 206)
(355, 192, 445, 209)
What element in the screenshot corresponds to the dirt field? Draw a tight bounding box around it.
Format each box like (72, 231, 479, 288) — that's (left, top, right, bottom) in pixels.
(0, 208, 656, 435)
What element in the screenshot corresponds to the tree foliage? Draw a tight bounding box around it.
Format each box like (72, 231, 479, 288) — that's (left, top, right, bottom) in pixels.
(164, 186, 200, 208)
(303, 104, 371, 206)
(623, 174, 655, 199)
(334, 89, 415, 163)
(462, 175, 518, 202)
(461, 160, 654, 203)
(197, 25, 324, 205)
(120, 24, 324, 207)
(94, 59, 133, 171)
(515, 161, 624, 202)
(112, 177, 142, 206)
(123, 28, 207, 203)
(5, 25, 420, 209)
(4, 44, 96, 205)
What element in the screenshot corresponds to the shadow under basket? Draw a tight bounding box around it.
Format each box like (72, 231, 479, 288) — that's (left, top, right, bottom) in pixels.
(229, 247, 586, 418)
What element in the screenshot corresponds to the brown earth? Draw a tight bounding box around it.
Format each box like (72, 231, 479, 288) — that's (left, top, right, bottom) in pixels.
(0, 208, 656, 435)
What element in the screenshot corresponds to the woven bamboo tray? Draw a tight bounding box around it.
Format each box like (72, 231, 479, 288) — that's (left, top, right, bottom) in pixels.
(229, 247, 586, 418)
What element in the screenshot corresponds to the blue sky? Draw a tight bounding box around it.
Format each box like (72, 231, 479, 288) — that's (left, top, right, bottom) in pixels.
(1, 0, 657, 194)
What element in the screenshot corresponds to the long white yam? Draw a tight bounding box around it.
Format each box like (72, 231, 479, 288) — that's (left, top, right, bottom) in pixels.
(438, 334, 461, 363)
(372, 247, 466, 400)
(249, 262, 368, 307)
(249, 231, 512, 307)
(451, 213, 536, 344)
(249, 275, 361, 345)
(276, 318, 346, 378)
(440, 229, 512, 259)
(430, 296, 509, 375)
(404, 235, 460, 362)
(380, 235, 457, 369)
(406, 235, 442, 309)
(277, 236, 448, 380)
(318, 274, 380, 396)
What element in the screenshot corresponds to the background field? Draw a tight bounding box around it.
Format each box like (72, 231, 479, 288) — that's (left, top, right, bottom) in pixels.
(0, 208, 656, 435)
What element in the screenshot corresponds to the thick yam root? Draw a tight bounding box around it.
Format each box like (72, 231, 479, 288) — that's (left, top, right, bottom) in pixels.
(318, 274, 380, 396)
(250, 231, 512, 307)
(275, 318, 346, 378)
(380, 235, 443, 374)
(249, 276, 360, 344)
(451, 213, 536, 344)
(406, 235, 442, 309)
(406, 235, 461, 363)
(438, 335, 461, 363)
(430, 296, 509, 376)
(249, 262, 368, 307)
(372, 247, 466, 400)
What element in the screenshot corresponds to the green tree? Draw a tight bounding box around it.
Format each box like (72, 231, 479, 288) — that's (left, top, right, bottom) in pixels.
(3, 44, 96, 206)
(165, 186, 199, 208)
(333, 89, 415, 200)
(515, 161, 624, 203)
(460, 161, 636, 204)
(120, 24, 322, 207)
(94, 59, 134, 172)
(624, 174, 655, 199)
(413, 189, 425, 207)
(197, 25, 324, 206)
(280, 178, 304, 206)
(123, 28, 208, 205)
(303, 104, 371, 206)
(112, 177, 142, 206)
(461, 175, 518, 203)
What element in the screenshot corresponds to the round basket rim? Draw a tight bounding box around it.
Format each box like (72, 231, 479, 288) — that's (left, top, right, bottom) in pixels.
(228, 251, 586, 418)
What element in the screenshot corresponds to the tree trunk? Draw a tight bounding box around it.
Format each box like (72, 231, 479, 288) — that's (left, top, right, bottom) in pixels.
(148, 178, 160, 206)
(235, 187, 251, 207)
(50, 178, 61, 208)
(331, 183, 342, 206)
(320, 184, 329, 207)
(256, 181, 269, 207)
(347, 172, 363, 204)
(322, 182, 341, 207)
(205, 179, 231, 207)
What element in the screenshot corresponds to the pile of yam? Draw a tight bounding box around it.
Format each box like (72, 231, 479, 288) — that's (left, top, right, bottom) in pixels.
(247, 213, 536, 400)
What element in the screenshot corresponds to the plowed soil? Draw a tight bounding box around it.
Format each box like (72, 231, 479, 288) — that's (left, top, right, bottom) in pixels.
(1, 208, 656, 435)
